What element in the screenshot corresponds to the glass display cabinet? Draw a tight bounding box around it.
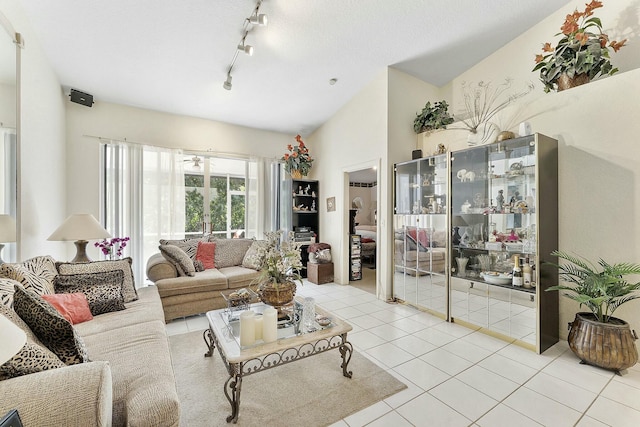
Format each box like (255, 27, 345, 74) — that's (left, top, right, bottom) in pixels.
(449, 134, 558, 353)
(393, 154, 448, 318)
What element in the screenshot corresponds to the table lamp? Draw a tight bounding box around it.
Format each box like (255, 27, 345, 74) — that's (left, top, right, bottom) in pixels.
(0, 314, 26, 365)
(47, 214, 111, 263)
(0, 214, 16, 264)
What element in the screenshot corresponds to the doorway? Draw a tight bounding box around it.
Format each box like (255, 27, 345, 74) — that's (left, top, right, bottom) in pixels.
(348, 168, 378, 295)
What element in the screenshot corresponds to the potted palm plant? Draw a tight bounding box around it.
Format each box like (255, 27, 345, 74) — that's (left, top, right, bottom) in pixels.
(533, 1, 627, 92)
(547, 250, 640, 372)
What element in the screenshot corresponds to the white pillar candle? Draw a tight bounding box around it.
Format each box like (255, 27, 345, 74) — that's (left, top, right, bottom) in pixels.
(254, 314, 263, 341)
(262, 307, 278, 343)
(239, 310, 255, 347)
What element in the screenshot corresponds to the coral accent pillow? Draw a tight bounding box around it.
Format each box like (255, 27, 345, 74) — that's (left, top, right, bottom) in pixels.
(407, 228, 429, 248)
(41, 293, 94, 325)
(196, 241, 216, 269)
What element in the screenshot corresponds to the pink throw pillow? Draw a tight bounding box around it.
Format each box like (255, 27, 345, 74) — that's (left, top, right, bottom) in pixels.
(41, 293, 94, 325)
(196, 241, 216, 269)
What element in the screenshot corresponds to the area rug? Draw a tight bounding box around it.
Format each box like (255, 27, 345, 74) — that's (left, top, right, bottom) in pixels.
(169, 330, 407, 426)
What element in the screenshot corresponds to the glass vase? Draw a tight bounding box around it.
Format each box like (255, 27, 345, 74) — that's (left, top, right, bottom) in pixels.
(302, 297, 316, 333)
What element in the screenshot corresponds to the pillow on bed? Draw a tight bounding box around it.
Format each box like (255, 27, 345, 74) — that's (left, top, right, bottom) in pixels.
(356, 230, 377, 241)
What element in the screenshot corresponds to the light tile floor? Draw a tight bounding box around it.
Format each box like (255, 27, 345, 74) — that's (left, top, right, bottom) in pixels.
(166, 280, 640, 427)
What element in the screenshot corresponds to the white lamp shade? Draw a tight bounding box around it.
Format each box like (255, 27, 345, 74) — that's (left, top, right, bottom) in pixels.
(0, 214, 16, 243)
(0, 314, 27, 365)
(47, 214, 111, 241)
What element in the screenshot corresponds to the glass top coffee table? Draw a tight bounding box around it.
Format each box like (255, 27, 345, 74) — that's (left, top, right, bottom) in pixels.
(203, 299, 353, 423)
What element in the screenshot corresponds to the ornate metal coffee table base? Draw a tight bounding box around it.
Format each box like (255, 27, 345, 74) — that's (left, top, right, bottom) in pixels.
(203, 327, 353, 423)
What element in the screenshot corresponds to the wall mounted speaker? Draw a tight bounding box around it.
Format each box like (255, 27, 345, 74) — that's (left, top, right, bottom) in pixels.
(411, 149, 422, 160)
(69, 89, 94, 107)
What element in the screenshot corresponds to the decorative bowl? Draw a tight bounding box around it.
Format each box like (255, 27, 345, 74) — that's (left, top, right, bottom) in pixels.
(481, 271, 512, 285)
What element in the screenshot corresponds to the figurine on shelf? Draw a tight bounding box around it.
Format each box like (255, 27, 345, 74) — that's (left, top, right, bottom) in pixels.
(311, 191, 316, 198)
(311, 200, 316, 211)
(305, 184, 311, 195)
(496, 190, 505, 212)
(507, 229, 519, 241)
(298, 186, 303, 195)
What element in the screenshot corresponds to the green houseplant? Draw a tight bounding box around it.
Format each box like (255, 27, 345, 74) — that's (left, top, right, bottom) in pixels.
(547, 250, 640, 372)
(533, 1, 627, 93)
(413, 100, 454, 134)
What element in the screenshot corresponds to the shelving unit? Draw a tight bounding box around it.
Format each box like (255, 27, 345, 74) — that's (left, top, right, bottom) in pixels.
(290, 178, 319, 278)
(393, 154, 448, 319)
(350, 234, 362, 281)
(393, 134, 558, 353)
(449, 134, 558, 353)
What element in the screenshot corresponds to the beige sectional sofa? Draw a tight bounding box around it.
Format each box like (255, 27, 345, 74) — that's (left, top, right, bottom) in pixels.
(0, 256, 180, 427)
(147, 237, 263, 322)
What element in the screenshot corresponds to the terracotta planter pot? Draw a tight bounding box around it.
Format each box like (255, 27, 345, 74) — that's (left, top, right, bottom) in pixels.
(556, 73, 590, 91)
(568, 312, 638, 372)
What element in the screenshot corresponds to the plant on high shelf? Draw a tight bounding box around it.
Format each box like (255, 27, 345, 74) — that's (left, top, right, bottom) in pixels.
(252, 230, 304, 310)
(94, 236, 130, 260)
(455, 79, 534, 145)
(533, 0, 627, 93)
(282, 134, 314, 179)
(413, 100, 454, 134)
(546, 250, 640, 372)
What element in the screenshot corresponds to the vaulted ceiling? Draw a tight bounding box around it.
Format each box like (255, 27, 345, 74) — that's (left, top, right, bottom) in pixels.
(18, 0, 569, 136)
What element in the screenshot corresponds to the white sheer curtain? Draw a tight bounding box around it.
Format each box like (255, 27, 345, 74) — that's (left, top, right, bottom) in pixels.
(102, 141, 185, 285)
(1, 128, 17, 262)
(246, 158, 264, 239)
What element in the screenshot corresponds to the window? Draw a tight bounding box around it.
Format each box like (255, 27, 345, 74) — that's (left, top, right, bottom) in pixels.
(184, 156, 247, 239)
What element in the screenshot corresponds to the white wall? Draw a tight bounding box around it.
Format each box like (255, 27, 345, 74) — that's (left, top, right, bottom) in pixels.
(65, 101, 293, 259)
(310, 67, 440, 298)
(421, 2, 640, 341)
(349, 185, 376, 226)
(0, 83, 15, 127)
(0, 0, 67, 261)
(308, 70, 388, 291)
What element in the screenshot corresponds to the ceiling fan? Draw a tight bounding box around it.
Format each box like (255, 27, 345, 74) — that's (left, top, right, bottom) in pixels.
(184, 156, 202, 169)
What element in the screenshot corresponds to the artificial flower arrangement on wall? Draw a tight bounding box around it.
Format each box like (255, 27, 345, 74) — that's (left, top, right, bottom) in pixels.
(282, 134, 314, 178)
(533, 0, 627, 92)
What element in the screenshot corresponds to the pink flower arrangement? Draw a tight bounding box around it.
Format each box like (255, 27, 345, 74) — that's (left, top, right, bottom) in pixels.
(94, 237, 130, 259)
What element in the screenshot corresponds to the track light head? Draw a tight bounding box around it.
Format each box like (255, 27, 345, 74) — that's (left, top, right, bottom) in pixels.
(249, 13, 268, 26)
(237, 42, 254, 56)
(223, 74, 232, 91)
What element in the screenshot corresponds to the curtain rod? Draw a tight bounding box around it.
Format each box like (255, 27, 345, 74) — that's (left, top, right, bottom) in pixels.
(82, 133, 278, 162)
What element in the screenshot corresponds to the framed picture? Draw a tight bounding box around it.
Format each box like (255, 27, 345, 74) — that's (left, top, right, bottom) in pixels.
(326, 197, 336, 212)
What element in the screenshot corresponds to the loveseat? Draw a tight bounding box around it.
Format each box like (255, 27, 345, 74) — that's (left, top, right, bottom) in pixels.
(0, 256, 180, 427)
(146, 237, 264, 322)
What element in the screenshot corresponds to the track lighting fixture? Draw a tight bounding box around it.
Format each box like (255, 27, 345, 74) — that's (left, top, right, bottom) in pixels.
(223, 74, 232, 91)
(249, 13, 268, 26)
(237, 41, 253, 56)
(221, 0, 268, 91)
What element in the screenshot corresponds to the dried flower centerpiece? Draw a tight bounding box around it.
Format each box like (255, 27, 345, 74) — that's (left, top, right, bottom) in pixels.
(282, 134, 314, 179)
(533, 1, 627, 92)
(253, 230, 304, 311)
(456, 79, 534, 145)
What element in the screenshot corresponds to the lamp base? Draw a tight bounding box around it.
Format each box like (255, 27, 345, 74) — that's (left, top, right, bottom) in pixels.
(72, 240, 92, 263)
